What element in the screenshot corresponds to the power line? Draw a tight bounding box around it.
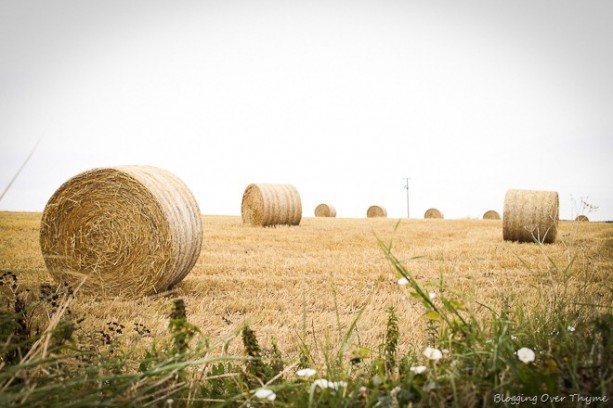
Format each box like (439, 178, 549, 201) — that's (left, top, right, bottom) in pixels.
(403, 177, 411, 218)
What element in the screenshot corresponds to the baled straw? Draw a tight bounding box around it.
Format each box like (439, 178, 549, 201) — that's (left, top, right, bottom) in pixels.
(483, 210, 501, 220)
(241, 183, 302, 226)
(40, 166, 202, 296)
(314, 203, 337, 217)
(424, 208, 444, 219)
(575, 215, 589, 222)
(367, 205, 387, 218)
(503, 189, 559, 244)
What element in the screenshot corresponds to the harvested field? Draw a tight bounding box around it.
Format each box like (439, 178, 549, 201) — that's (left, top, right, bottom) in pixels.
(1, 212, 612, 359)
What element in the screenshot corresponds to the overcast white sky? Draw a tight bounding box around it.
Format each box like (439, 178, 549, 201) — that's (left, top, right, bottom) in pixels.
(1, 0, 611, 220)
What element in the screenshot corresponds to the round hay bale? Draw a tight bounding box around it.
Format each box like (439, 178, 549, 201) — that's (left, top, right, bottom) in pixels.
(367, 205, 387, 218)
(483, 210, 501, 220)
(575, 215, 589, 222)
(424, 208, 444, 219)
(314, 203, 336, 217)
(241, 183, 302, 226)
(40, 166, 202, 297)
(503, 189, 559, 244)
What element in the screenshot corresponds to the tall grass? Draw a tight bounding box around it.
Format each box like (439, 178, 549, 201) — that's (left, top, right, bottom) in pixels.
(1, 236, 611, 407)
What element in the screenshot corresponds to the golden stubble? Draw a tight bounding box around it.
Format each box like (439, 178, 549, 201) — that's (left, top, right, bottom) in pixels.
(1, 212, 611, 359)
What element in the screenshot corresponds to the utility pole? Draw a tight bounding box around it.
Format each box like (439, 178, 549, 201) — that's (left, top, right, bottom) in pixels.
(403, 177, 411, 218)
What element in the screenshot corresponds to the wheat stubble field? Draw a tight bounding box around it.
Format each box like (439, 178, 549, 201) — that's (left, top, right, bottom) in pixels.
(1, 212, 612, 359)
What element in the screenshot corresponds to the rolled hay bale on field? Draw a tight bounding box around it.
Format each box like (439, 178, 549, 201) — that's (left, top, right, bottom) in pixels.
(314, 203, 336, 217)
(40, 166, 202, 297)
(241, 183, 302, 226)
(575, 215, 589, 222)
(424, 208, 444, 219)
(502, 189, 559, 244)
(483, 210, 501, 220)
(367, 205, 387, 218)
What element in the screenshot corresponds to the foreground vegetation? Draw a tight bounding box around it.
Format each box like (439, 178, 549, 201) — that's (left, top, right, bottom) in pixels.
(0, 213, 611, 406)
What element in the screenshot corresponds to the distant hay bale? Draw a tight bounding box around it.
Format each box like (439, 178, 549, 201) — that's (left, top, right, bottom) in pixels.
(367, 205, 387, 218)
(575, 215, 589, 222)
(483, 210, 501, 220)
(424, 208, 444, 219)
(315, 203, 336, 217)
(503, 189, 559, 244)
(39, 166, 203, 297)
(241, 183, 302, 226)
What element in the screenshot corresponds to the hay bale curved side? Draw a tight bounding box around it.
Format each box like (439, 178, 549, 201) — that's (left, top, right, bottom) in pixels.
(502, 189, 559, 243)
(367, 205, 387, 218)
(483, 210, 501, 220)
(314, 203, 337, 217)
(424, 208, 444, 219)
(575, 215, 589, 222)
(39, 166, 202, 296)
(241, 183, 302, 226)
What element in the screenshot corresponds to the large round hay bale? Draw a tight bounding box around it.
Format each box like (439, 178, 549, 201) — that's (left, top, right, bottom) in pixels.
(367, 205, 387, 218)
(575, 215, 589, 222)
(424, 208, 444, 219)
(503, 189, 559, 244)
(483, 210, 501, 220)
(315, 203, 336, 217)
(40, 166, 202, 297)
(241, 183, 302, 226)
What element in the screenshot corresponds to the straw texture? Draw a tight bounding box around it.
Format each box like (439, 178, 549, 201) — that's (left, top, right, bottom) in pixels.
(40, 166, 202, 296)
(367, 205, 387, 218)
(241, 183, 302, 226)
(315, 203, 337, 217)
(503, 189, 559, 244)
(575, 215, 589, 222)
(424, 208, 444, 219)
(482, 210, 501, 220)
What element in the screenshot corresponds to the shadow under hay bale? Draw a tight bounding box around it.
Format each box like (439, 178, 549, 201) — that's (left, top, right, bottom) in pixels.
(503, 189, 559, 244)
(39, 166, 203, 297)
(483, 210, 501, 220)
(241, 183, 302, 226)
(314, 203, 336, 217)
(367, 205, 387, 218)
(424, 208, 444, 219)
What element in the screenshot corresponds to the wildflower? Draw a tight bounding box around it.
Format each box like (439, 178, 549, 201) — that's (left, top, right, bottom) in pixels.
(398, 277, 410, 285)
(254, 388, 276, 401)
(516, 347, 535, 363)
(327, 381, 346, 390)
(360, 386, 368, 398)
(423, 346, 443, 361)
(567, 325, 575, 332)
(313, 378, 346, 391)
(429, 292, 436, 300)
(410, 365, 427, 374)
(296, 368, 317, 378)
(442, 349, 450, 355)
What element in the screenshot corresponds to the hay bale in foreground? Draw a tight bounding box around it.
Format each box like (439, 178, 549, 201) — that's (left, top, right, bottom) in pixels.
(367, 205, 387, 218)
(483, 210, 501, 220)
(424, 208, 444, 219)
(241, 183, 302, 226)
(40, 166, 203, 297)
(575, 215, 589, 222)
(315, 203, 336, 217)
(503, 189, 559, 244)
